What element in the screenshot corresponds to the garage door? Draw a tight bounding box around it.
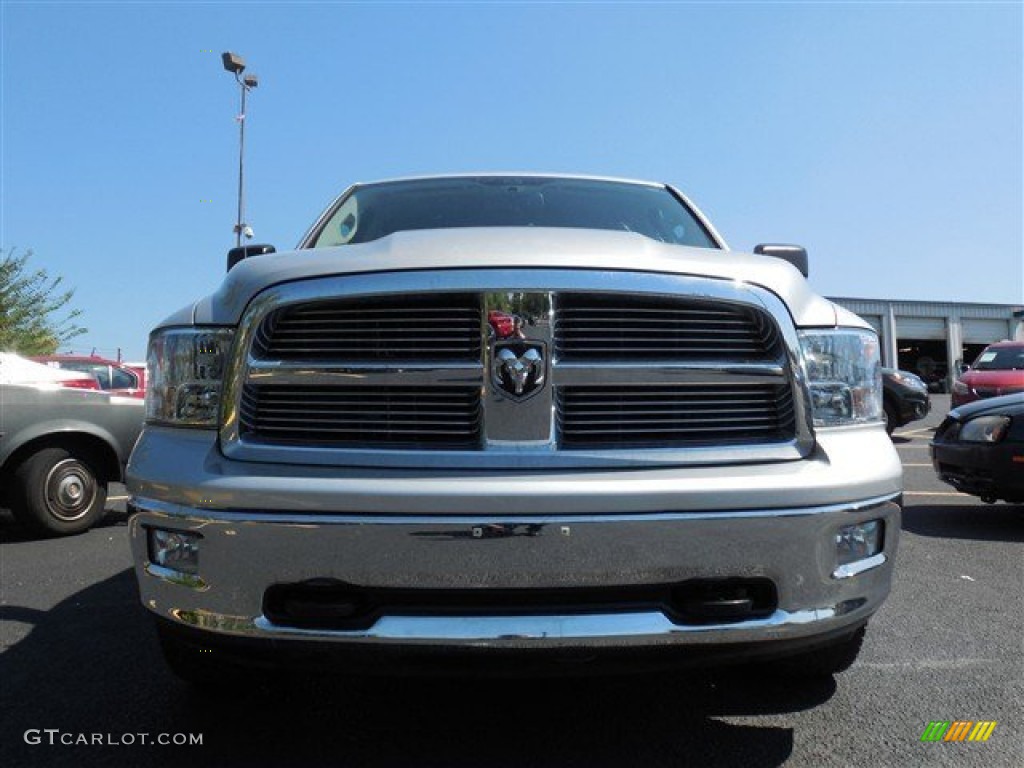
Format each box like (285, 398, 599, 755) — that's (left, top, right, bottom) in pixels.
(896, 316, 945, 340)
(963, 318, 1011, 344)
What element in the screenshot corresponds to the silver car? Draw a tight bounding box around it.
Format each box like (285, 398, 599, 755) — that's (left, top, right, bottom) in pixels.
(1, 382, 143, 535)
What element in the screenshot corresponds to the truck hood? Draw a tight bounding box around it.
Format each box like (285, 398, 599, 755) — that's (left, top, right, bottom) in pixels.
(176, 228, 850, 329)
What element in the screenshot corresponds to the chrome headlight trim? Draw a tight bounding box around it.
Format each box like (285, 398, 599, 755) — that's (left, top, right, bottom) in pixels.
(799, 328, 883, 427)
(146, 327, 235, 428)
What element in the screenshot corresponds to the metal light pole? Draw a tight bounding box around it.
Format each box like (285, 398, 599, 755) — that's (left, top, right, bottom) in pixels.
(222, 52, 258, 248)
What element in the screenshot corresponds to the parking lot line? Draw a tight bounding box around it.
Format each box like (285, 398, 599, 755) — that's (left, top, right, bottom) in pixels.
(894, 427, 936, 438)
(903, 491, 969, 497)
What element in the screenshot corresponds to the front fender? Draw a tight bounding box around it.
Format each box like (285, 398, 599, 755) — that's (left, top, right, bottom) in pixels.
(0, 386, 144, 470)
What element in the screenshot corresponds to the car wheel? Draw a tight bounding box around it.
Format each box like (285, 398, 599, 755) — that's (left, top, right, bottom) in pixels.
(883, 402, 897, 435)
(768, 625, 866, 678)
(10, 447, 107, 536)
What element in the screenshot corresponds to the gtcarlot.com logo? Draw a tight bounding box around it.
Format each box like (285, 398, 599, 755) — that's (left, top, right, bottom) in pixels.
(24, 730, 203, 747)
(920, 721, 997, 743)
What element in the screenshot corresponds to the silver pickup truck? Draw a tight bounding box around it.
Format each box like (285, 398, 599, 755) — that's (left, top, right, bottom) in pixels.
(127, 174, 902, 683)
(0, 383, 143, 535)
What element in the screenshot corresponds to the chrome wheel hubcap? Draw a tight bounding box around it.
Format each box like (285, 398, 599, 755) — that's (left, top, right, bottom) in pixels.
(45, 459, 97, 522)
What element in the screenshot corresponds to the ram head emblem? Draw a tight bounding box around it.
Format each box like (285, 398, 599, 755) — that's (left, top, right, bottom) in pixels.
(492, 342, 547, 400)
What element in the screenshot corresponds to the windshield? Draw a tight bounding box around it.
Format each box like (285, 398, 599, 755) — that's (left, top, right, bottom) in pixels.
(310, 176, 719, 249)
(972, 346, 1024, 371)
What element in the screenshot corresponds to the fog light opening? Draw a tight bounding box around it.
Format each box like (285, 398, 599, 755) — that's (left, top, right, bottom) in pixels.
(148, 527, 201, 575)
(833, 519, 885, 579)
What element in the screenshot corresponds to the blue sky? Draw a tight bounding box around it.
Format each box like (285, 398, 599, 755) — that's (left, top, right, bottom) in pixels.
(2, 1, 1022, 361)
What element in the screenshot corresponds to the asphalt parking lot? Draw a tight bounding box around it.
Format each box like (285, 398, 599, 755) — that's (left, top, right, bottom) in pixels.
(1, 395, 1021, 768)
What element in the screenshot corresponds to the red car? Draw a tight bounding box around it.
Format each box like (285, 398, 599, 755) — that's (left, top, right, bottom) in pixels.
(951, 341, 1024, 407)
(32, 355, 146, 398)
(487, 310, 522, 339)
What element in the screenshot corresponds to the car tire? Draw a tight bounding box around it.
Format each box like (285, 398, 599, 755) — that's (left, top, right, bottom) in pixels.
(883, 401, 898, 435)
(768, 625, 866, 678)
(9, 447, 107, 537)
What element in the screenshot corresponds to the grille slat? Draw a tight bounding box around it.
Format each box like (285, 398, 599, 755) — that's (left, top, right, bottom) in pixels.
(563, 419, 783, 430)
(564, 398, 779, 407)
(255, 294, 481, 361)
(555, 294, 779, 361)
(255, 346, 477, 354)
(566, 409, 782, 419)
(554, 346, 765, 353)
(254, 426, 479, 436)
(287, 308, 480, 317)
(254, 414, 476, 426)
(559, 327, 761, 335)
(273, 328, 474, 335)
(249, 400, 475, 410)
(558, 308, 743, 317)
(562, 425, 781, 435)
(557, 384, 795, 448)
(240, 384, 482, 448)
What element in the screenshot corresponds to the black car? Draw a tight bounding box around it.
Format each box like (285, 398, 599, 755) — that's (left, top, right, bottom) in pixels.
(930, 392, 1024, 504)
(882, 368, 931, 435)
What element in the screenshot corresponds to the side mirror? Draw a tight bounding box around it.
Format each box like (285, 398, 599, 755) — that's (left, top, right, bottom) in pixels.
(754, 244, 808, 277)
(958, 363, 970, 375)
(227, 244, 276, 272)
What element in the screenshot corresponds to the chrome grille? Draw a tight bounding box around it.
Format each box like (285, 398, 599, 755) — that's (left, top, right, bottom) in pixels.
(225, 272, 812, 467)
(554, 293, 780, 360)
(240, 384, 482, 448)
(253, 293, 481, 361)
(557, 384, 796, 448)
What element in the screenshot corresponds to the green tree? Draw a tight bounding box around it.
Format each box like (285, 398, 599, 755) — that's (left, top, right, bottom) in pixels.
(0, 248, 87, 355)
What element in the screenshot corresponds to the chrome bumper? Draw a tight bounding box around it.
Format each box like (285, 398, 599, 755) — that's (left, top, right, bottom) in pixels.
(128, 423, 901, 650)
(129, 495, 900, 650)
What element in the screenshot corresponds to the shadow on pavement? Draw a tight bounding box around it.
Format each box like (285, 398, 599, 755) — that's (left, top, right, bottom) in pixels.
(0, 569, 840, 768)
(0, 504, 129, 544)
(901, 502, 1024, 543)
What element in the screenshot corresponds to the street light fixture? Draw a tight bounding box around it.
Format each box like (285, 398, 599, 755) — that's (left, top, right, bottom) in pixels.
(222, 51, 258, 247)
(221, 51, 245, 74)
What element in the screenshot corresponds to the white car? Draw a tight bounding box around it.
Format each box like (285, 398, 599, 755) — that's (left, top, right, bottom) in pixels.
(0, 352, 100, 390)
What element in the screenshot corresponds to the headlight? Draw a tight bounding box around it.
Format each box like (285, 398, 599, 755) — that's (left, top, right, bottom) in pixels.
(958, 415, 1011, 443)
(835, 520, 884, 567)
(890, 371, 927, 391)
(800, 329, 882, 427)
(148, 528, 201, 574)
(952, 380, 970, 395)
(146, 328, 234, 427)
